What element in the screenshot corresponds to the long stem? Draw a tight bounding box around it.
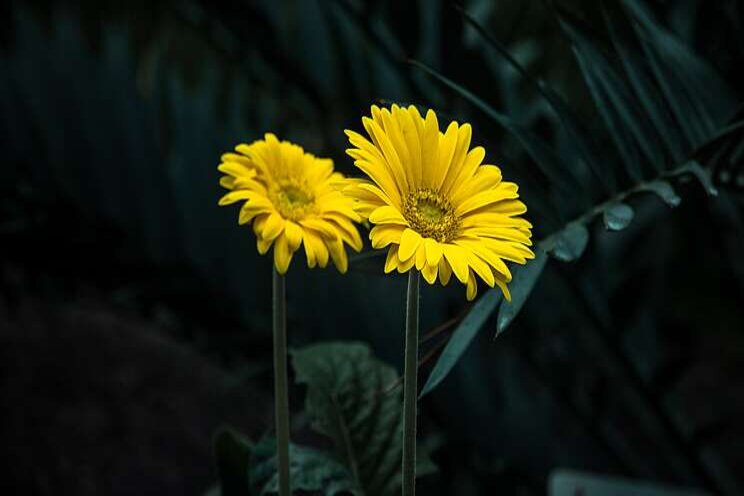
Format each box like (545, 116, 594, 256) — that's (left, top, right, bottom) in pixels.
(402, 270, 420, 496)
(273, 269, 291, 496)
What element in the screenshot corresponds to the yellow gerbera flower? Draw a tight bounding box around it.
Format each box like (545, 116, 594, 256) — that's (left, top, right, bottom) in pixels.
(345, 105, 534, 300)
(218, 133, 363, 274)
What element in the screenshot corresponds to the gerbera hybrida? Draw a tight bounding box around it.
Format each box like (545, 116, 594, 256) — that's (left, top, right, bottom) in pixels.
(344, 105, 534, 300)
(218, 133, 363, 273)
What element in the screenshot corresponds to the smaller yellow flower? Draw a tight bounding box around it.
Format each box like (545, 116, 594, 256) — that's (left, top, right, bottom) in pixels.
(218, 133, 363, 274)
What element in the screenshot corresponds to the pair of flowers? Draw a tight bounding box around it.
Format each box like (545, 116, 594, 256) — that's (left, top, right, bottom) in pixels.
(219, 104, 534, 300)
(218, 104, 534, 496)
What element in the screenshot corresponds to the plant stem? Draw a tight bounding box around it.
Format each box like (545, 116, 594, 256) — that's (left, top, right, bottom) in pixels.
(273, 269, 291, 496)
(402, 270, 420, 496)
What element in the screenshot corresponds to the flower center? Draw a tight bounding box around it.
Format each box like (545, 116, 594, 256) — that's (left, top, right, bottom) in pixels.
(402, 189, 460, 242)
(270, 181, 315, 220)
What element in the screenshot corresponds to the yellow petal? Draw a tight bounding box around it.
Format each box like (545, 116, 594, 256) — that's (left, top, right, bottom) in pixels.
(466, 271, 478, 301)
(495, 276, 512, 302)
(274, 235, 293, 274)
(303, 231, 317, 268)
(262, 213, 285, 242)
(257, 236, 272, 255)
(423, 237, 442, 266)
(442, 243, 469, 284)
(398, 228, 422, 262)
(396, 105, 422, 185)
(421, 262, 438, 284)
(397, 253, 416, 273)
(420, 110, 440, 187)
(369, 205, 408, 225)
(328, 238, 348, 274)
(415, 243, 427, 270)
(440, 123, 472, 194)
(370, 225, 405, 249)
(384, 246, 399, 273)
(363, 117, 408, 193)
(438, 257, 452, 286)
(444, 146, 485, 197)
(432, 121, 458, 189)
(218, 190, 253, 206)
(299, 218, 339, 240)
(284, 221, 303, 251)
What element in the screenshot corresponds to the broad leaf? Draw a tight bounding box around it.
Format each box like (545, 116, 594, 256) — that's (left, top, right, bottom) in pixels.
(292, 342, 434, 496)
(496, 249, 548, 335)
(420, 290, 502, 397)
(603, 202, 635, 231)
(249, 437, 361, 496)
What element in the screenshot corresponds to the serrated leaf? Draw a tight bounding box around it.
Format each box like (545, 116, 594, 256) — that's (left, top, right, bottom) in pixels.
(213, 428, 254, 496)
(292, 342, 433, 496)
(639, 180, 681, 207)
(250, 437, 361, 496)
(603, 202, 635, 231)
(681, 161, 718, 196)
(547, 223, 590, 262)
(496, 249, 548, 335)
(420, 290, 502, 398)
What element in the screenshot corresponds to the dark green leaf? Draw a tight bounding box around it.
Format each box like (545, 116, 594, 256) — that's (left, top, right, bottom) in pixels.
(603, 202, 635, 231)
(604, 7, 686, 163)
(292, 342, 429, 496)
(249, 437, 360, 496)
(213, 428, 254, 496)
(456, 5, 612, 193)
(546, 223, 590, 262)
(558, 14, 657, 181)
(639, 180, 681, 207)
(622, 0, 737, 146)
(420, 290, 502, 398)
(496, 250, 548, 335)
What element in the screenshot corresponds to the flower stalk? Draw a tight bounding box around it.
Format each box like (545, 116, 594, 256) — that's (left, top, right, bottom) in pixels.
(402, 270, 420, 496)
(272, 269, 291, 496)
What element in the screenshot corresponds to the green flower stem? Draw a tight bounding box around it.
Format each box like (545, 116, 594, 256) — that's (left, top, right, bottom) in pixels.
(273, 269, 291, 496)
(402, 270, 420, 496)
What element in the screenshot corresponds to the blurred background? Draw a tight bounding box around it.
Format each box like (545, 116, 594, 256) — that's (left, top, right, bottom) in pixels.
(1, 0, 744, 495)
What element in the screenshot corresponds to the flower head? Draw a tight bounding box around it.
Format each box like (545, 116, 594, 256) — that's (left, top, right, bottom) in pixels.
(219, 133, 363, 274)
(345, 105, 534, 300)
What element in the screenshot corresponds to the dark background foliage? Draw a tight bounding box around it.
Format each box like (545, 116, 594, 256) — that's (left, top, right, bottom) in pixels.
(1, 0, 743, 494)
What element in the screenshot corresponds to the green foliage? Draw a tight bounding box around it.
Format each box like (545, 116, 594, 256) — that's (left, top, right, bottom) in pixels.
(213, 429, 359, 496)
(213, 342, 437, 495)
(603, 203, 635, 232)
(420, 290, 501, 398)
(496, 249, 549, 335)
(250, 437, 360, 496)
(414, 0, 742, 395)
(293, 341, 436, 495)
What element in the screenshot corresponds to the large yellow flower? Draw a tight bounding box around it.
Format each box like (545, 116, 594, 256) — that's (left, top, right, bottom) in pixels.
(218, 133, 363, 274)
(345, 105, 534, 300)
